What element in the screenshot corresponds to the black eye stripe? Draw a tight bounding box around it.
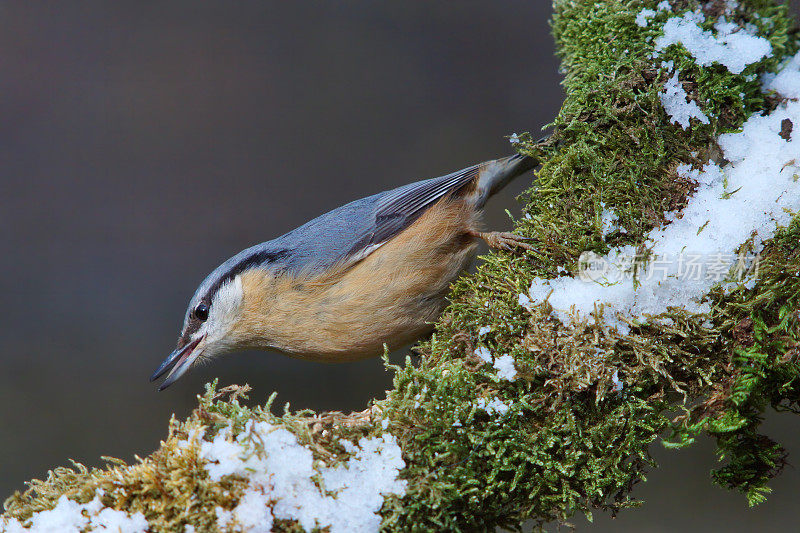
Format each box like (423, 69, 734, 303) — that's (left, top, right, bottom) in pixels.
(201, 249, 289, 304)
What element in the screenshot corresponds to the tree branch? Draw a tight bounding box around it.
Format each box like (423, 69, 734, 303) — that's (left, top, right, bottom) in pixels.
(4, 1, 800, 531)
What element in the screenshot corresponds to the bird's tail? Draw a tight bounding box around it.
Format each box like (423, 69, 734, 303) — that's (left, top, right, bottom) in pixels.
(472, 152, 538, 209)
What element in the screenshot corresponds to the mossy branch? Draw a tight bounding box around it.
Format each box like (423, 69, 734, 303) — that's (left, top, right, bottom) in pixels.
(4, 1, 800, 531)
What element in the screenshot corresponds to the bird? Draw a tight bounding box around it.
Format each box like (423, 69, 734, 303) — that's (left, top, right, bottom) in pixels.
(151, 153, 538, 390)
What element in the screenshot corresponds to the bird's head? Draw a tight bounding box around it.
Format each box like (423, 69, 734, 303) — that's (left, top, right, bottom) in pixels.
(150, 246, 281, 390)
(150, 276, 246, 390)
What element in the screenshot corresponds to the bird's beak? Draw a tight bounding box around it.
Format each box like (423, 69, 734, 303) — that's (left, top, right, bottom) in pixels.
(150, 335, 205, 391)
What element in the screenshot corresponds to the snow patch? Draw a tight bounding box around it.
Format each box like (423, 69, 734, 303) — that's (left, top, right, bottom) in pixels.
(473, 346, 493, 363)
(493, 355, 518, 381)
(600, 203, 618, 235)
(655, 11, 772, 74)
(762, 52, 800, 99)
(523, 51, 800, 333)
(198, 422, 406, 533)
(473, 347, 517, 380)
(476, 397, 511, 416)
(660, 71, 710, 128)
(636, 9, 656, 27)
(611, 369, 624, 392)
(2, 494, 148, 533)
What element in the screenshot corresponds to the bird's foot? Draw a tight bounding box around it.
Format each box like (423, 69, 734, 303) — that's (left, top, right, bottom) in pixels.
(471, 230, 534, 252)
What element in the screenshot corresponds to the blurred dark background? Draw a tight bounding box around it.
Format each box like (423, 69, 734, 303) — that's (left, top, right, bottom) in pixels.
(1, 2, 798, 531)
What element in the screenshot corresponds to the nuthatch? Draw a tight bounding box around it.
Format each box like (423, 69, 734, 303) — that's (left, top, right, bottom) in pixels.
(151, 154, 537, 390)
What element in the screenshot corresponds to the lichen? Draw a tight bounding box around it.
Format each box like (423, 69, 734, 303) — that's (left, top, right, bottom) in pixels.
(3, 1, 799, 531)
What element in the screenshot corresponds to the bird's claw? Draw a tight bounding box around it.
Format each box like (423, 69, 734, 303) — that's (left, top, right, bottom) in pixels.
(476, 231, 535, 252)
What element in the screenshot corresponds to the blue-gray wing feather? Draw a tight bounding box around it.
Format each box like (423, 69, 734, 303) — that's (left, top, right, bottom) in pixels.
(257, 163, 481, 276)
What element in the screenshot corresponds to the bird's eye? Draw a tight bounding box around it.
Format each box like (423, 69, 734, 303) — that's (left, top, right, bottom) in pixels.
(194, 304, 209, 321)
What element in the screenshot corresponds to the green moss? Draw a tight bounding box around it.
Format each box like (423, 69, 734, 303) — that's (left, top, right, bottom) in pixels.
(3, 1, 799, 531)
(2, 384, 257, 532)
(381, 0, 800, 527)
